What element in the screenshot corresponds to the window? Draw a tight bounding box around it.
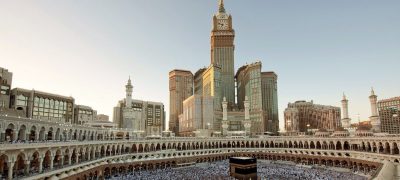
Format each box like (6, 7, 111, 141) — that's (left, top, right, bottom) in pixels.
(16, 95, 28, 106)
(0, 86, 10, 95)
(44, 99, 49, 108)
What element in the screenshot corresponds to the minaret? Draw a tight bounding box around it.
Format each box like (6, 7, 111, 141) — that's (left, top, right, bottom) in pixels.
(222, 97, 229, 136)
(125, 77, 133, 108)
(222, 97, 228, 121)
(369, 87, 381, 132)
(341, 93, 351, 128)
(243, 96, 251, 136)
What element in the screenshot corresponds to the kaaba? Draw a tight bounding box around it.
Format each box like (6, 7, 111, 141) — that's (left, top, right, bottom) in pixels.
(229, 157, 257, 180)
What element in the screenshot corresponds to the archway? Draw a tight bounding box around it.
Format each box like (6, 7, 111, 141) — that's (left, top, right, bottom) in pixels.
(14, 153, 26, 176)
(30, 151, 40, 173)
(5, 123, 15, 142)
(29, 126, 37, 141)
(0, 154, 9, 179)
(47, 128, 53, 141)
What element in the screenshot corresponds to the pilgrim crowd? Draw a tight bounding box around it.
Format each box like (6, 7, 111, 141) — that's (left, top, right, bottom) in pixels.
(107, 160, 368, 180)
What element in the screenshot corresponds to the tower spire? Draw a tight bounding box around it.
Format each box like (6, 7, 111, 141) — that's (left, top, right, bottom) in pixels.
(125, 76, 133, 108)
(128, 76, 132, 86)
(219, 0, 225, 13)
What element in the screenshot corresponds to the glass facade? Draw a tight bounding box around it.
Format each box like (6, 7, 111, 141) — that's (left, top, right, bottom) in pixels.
(261, 72, 279, 133)
(32, 96, 72, 122)
(378, 98, 400, 134)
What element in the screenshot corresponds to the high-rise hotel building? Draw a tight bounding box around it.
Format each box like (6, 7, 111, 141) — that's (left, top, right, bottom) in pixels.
(261, 72, 279, 133)
(169, 1, 279, 136)
(378, 97, 400, 134)
(284, 101, 341, 133)
(169, 70, 193, 135)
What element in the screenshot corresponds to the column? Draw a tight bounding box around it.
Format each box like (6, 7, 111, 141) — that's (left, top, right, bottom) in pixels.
(24, 160, 30, 175)
(87, 151, 91, 161)
(35, 132, 39, 142)
(25, 131, 30, 141)
(12, 129, 18, 141)
(75, 153, 79, 164)
(60, 156, 64, 167)
(49, 155, 54, 170)
(7, 161, 14, 180)
(68, 153, 72, 165)
(38, 157, 44, 173)
(0, 132, 5, 142)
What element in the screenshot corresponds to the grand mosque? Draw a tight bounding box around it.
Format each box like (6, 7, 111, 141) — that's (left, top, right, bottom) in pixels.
(0, 1, 399, 180)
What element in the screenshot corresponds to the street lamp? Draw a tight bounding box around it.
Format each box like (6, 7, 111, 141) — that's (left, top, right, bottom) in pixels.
(306, 124, 310, 135)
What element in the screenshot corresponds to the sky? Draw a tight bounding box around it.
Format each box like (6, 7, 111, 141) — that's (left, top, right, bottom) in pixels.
(1, 0, 399, 131)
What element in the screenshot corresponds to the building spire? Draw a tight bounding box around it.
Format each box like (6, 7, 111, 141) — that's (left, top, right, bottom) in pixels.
(371, 87, 375, 96)
(219, 0, 225, 13)
(125, 76, 133, 108)
(127, 76, 132, 86)
(342, 92, 347, 100)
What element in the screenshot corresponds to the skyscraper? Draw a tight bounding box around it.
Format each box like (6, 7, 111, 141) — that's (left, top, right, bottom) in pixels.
(284, 101, 341, 133)
(236, 62, 264, 134)
(171, 0, 279, 137)
(261, 72, 279, 133)
(378, 96, 400, 134)
(169, 70, 193, 134)
(211, 0, 235, 108)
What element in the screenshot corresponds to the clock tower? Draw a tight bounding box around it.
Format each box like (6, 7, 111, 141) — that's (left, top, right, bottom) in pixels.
(211, 0, 235, 108)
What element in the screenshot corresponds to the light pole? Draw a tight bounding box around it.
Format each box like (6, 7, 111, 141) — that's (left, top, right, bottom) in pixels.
(307, 124, 310, 135)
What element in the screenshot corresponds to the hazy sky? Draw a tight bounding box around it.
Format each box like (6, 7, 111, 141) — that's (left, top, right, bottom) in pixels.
(1, 0, 399, 131)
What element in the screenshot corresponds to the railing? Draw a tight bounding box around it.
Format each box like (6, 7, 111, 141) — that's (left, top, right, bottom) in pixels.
(0, 115, 132, 132)
(20, 147, 389, 180)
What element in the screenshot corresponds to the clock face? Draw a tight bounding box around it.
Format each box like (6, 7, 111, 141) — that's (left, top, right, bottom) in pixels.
(217, 20, 228, 30)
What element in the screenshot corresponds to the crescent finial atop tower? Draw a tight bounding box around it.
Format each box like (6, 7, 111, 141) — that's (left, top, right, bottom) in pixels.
(369, 87, 377, 97)
(219, 0, 225, 13)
